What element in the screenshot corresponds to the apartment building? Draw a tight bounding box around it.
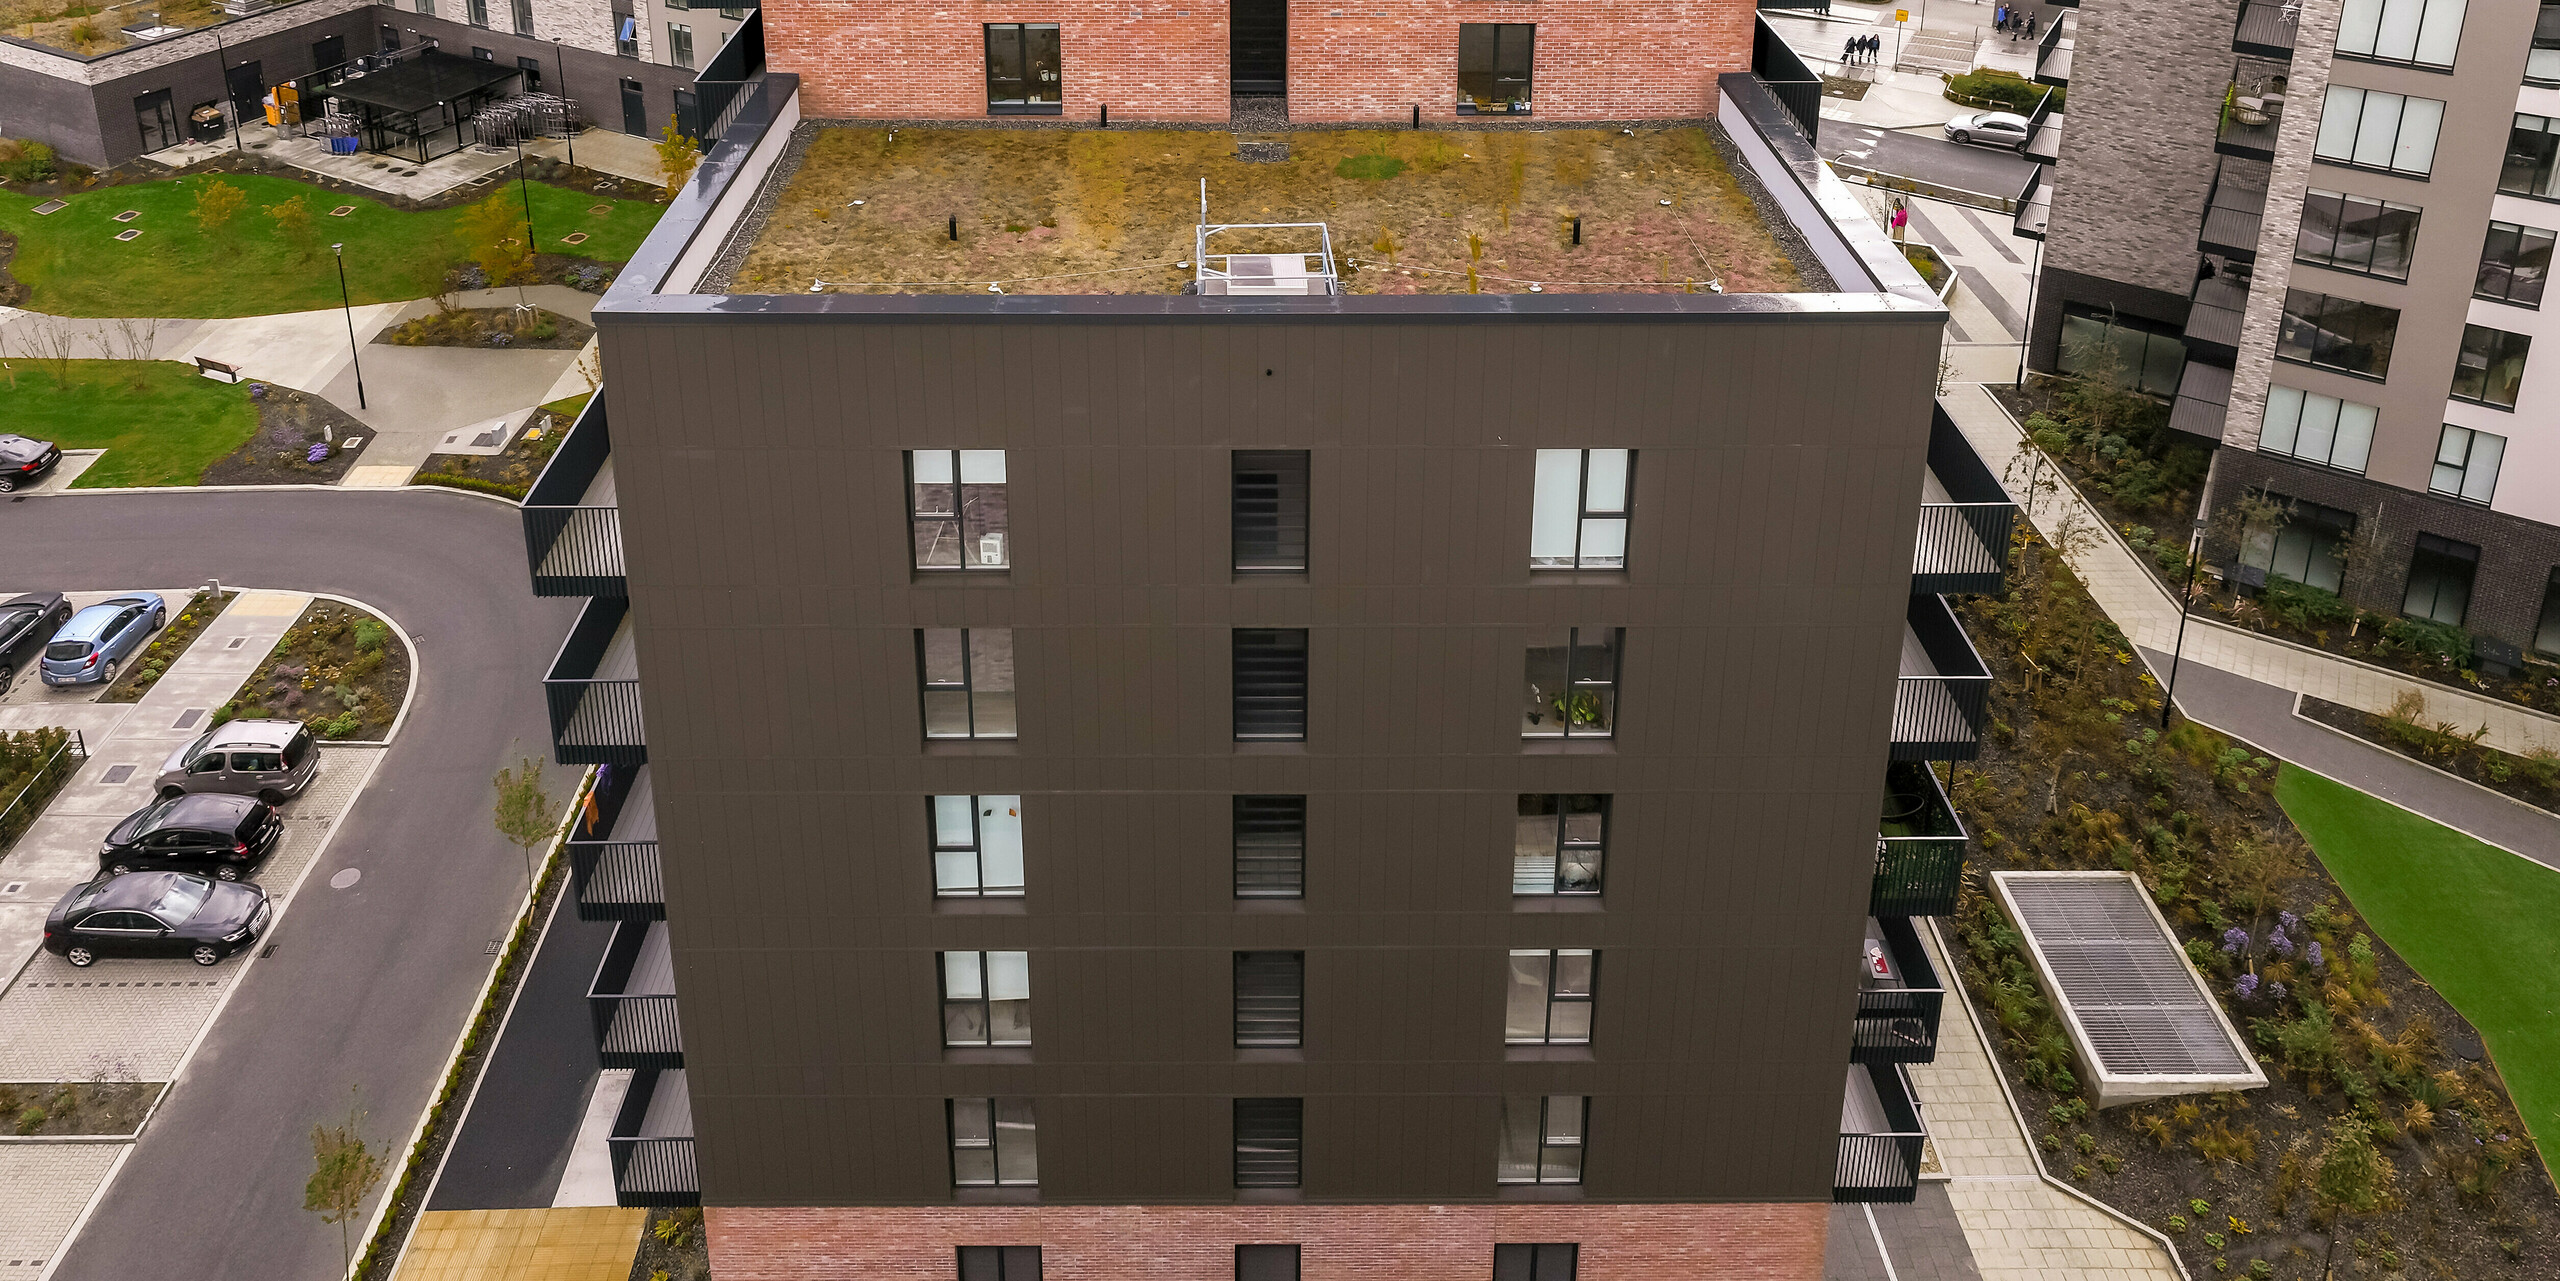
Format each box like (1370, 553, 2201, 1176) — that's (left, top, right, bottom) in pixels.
(511, 33, 2014, 1277)
(2027, 0, 2560, 662)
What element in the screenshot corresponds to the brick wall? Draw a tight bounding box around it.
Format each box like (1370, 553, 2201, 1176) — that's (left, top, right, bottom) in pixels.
(707, 1201, 1828, 1280)
(761, 0, 1748, 123)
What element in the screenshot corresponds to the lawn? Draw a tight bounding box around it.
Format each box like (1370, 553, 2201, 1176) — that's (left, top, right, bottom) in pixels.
(0, 360, 256, 486)
(0, 173, 664, 318)
(2276, 766, 2560, 1186)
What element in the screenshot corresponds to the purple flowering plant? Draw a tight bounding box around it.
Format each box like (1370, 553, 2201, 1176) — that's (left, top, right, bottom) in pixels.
(2222, 927, 2249, 956)
(2307, 940, 2325, 972)
(2233, 973, 2260, 1001)
(2268, 927, 2294, 959)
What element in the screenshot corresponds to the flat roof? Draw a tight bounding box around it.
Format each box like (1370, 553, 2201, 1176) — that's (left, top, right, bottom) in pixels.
(719, 125, 1805, 298)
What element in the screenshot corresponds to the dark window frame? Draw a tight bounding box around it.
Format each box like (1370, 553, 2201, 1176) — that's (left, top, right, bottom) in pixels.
(2275, 287, 2401, 380)
(1234, 795, 1306, 899)
(1506, 948, 1597, 1045)
(2402, 532, 2479, 625)
(918, 627, 1017, 741)
(1234, 950, 1305, 1048)
(1233, 1097, 1304, 1188)
(1497, 1094, 1588, 1185)
(2475, 220, 2555, 308)
(1493, 1244, 1581, 1281)
(1514, 794, 1606, 895)
(2533, 1, 2560, 85)
(2532, 567, 2560, 658)
(2314, 85, 2442, 178)
(948, 1097, 1038, 1187)
(1522, 627, 1622, 740)
(2237, 490, 2358, 593)
(1233, 628, 1309, 741)
(932, 794, 1025, 898)
(1235, 1245, 1301, 1281)
(2055, 304, 2187, 398)
(1232, 450, 1311, 572)
(1530, 448, 1634, 571)
(2430, 423, 2506, 503)
(2448, 324, 2530, 410)
(1457, 22, 1536, 114)
(940, 949, 1032, 1047)
(985, 23, 1064, 115)
(906, 448, 1011, 572)
(2292, 187, 2421, 282)
(957, 1246, 1044, 1281)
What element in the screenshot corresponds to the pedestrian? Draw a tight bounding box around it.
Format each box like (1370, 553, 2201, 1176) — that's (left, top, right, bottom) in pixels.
(1994, 4, 2008, 29)
(2027, 13, 2040, 36)
(1890, 198, 1908, 243)
(1865, 33, 1880, 61)
(1844, 35, 1857, 63)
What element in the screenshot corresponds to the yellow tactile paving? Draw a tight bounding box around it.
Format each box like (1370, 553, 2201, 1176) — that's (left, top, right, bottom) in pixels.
(394, 1207, 647, 1281)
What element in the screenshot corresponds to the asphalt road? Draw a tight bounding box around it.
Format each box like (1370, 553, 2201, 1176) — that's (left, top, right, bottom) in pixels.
(2, 489, 579, 1281)
(1827, 124, 2038, 204)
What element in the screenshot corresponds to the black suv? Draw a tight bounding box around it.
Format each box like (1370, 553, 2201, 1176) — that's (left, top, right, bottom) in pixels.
(0, 592, 72, 696)
(100, 793, 284, 881)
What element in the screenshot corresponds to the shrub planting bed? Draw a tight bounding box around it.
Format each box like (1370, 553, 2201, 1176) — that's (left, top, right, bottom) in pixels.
(0, 1080, 163, 1136)
(218, 600, 409, 741)
(377, 305, 593, 351)
(411, 391, 582, 500)
(0, 726, 81, 854)
(99, 588, 233, 703)
(2298, 694, 2560, 814)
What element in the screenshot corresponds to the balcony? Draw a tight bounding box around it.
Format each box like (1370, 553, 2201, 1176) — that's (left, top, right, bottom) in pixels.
(2023, 88, 2065, 164)
(2197, 157, 2269, 262)
(1914, 404, 2016, 597)
(591, 919, 682, 1068)
(1836, 1061, 1925, 1203)
(571, 764, 663, 921)
(2014, 165, 2051, 242)
(2169, 360, 2234, 440)
(545, 595, 646, 767)
(522, 390, 625, 598)
(609, 1065, 698, 1207)
(2034, 17, 2073, 86)
(1877, 760, 1967, 917)
(2232, 0, 2299, 59)
(2184, 272, 2249, 353)
(2214, 72, 2287, 161)
(1893, 594, 1992, 762)
(1853, 916, 1945, 1063)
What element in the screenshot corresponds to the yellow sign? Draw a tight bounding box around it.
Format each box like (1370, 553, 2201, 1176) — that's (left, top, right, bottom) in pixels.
(1895, 8, 1909, 20)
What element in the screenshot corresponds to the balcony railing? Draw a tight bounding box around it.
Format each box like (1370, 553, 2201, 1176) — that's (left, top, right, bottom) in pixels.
(1914, 404, 2015, 597)
(1853, 915, 1945, 1063)
(2024, 87, 2065, 164)
(2013, 165, 2051, 242)
(1877, 760, 1967, 916)
(2034, 17, 2072, 85)
(571, 763, 663, 921)
(1752, 15, 1822, 144)
(610, 1065, 698, 1207)
(522, 390, 625, 598)
(2232, 0, 2299, 58)
(2198, 157, 2268, 262)
(591, 919, 683, 1068)
(1836, 1061, 1925, 1203)
(1893, 594, 1992, 762)
(545, 595, 647, 767)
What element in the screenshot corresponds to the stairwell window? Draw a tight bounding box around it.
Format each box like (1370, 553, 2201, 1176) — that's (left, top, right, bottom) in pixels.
(1234, 795, 1306, 899)
(1233, 1098, 1303, 1188)
(2333, 0, 2464, 69)
(2293, 189, 2419, 281)
(1233, 629, 1308, 741)
(986, 24, 1062, 114)
(942, 950, 1032, 1046)
(1522, 628, 1620, 739)
(1497, 1094, 1586, 1184)
(1514, 794, 1605, 895)
(2258, 385, 2376, 473)
(1234, 951, 1304, 1048)
(949, 1098, 1038, 1186)
(2430, 425, 2505, 502)
(909, 449, 1010, 570)
(1505, 949, 1596, 1044)
(2476, 221, 2555, 307)
(1233, 450, 1310, 572)
(2313, 86, 2442, 177)
(1529, 449, 1631, 570)
(932, 795, 1025, 896)
(919, 629, 1017, 739)
(2449, 326, 2529, 410)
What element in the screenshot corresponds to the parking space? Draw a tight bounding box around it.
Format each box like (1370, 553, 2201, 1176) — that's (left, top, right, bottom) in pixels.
(0, 1144, 122, 1273)
(0, 588, 201, 717)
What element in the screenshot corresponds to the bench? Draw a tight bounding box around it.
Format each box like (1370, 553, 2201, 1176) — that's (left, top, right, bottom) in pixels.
(195, 356, 245, 383)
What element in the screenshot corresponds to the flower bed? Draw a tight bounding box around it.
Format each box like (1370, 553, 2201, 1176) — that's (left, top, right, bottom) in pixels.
(0, 1080, 162, 1136)
(217, 600, 410, 741)
(2299, 694, 2560, 815)
(99, 588, 232, 703)
(409, 392, 580, 501)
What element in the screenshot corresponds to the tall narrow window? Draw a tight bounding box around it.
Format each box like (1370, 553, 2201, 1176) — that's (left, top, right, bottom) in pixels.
(909, 449, 1010, 570)
(1529, 449, 1632, 570)
(1494, 1245, 1581, 1281)
(2476, 221, 2556, 307)
(1457, 23, 1535, 113)
(1234, 951, 1304, 1048)
(985, 24, 1062, 112)
(2313, 86, 2442, 177)
(2534, 1, 2560, 83)
(2504, 115, 2560, 199)
(1505, 950, 1596, 1044)
(2293, 189, 2419, 281)
(667, 22, 693, 68)
(1514, 795, 1605, 895)
(919, 629, 1017, 739)
(1522, 627, 1621, 739)
(2532, 568, 2560, 658)
(942, 951, 1032, 1046)
(1233, 450, 1310, 572)
(1234, 795, 1306, 899)
(511, 0, 532, 34)
(2333, 0, 2465, 68)
(1233, 629, 1308, 741)
(1497, 1095, 1586, 1184)
(2449, 327, 2529, 410)
(2402, 533, 2478, 624)
(1233, 1098, 1304, 1188)
(2430, 425, 2505, 503)
(933, 795, 1025, 896)
(467, 0, 487, 26)
(949, 1098, 1038, 1186)
(958, 1247, 1044, 1281)
(1236, 1246, 1301, 1281)
(2258, 386, 2377, 473)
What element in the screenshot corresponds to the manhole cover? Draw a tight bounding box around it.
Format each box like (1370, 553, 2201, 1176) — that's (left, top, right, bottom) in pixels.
(114, 229, 142, 241)
(329, 867, 361, 889)
(32, 200, 66, 215)
(112, 210, 141, 222)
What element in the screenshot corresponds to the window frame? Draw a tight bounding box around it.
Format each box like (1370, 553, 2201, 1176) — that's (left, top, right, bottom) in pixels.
(957, 1246, 1044, 1281)
(1232, 450, 1310, 573)
(1505, 948, 1597, 1045)
(2055, 304, 2187, 398)
(2313, 84, 2443, 178)
(1232, 1097, 1304, 1189)
(2531, 566, 2560, 658)
(2237, 491, 2358, 594)
(2402, 532, 2479, 625)
(465, 0, 487, 26)
(2533, 0, 2560, 84)
(940, 949, 1032, 1047)
(2258, 384, 2378, 474)
(667, 21, 693, 68)
(1497, 1094, 1588, 1185)
(1522, 627, 1622, 740)
(918, 628, 1017, 740)
(1493, 1244, 1581, 1281)
(1234, 950, 1305, 1048)
(2501, 114, 2560, 201)
(1233, 794, 1306, 899)
(1457, 22, 1536, 114)
(1232, 628, 1309, 742)
(510, 0, 531, 34)
(907, 448, 1012, 572)
(2448, 325, 2529, 411)
(1529, 448, 1634, 571)
(2331, 0, 2466, 70)
(2292, 187, 2421, 282)
(2475, 220, 2556, 308)
(2275, 287, 2401, 380)
(984, 23, 1063, 114)
(932, 794, 1025, 897)
(948, 1097, 1038, 1187)
(1235, 1245, 1302, 1281)
(1514, 794, 1607, 896)
(2430, 424, 2506, 503)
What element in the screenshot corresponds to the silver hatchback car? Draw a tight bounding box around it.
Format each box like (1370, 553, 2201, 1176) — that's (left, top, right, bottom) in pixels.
(155, 720, 321, 805)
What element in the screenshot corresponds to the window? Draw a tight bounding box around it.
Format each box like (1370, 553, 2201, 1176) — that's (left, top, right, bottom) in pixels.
(1497, 1094, 1586, 1184)
(1234, 795, 1305, 899)
(949, 1098, 1038, 1186)
(957, 1247, 1043, 1281)
(466, 0, 487, 25)
(2313, 86, 2443, 176)
(1494, 1245, 1581, 1281)
(1235, 1246, 1300, 1281)
(1514, 795, 1605, 895)
(381, 24, 400, 48)
(2502, 115, 2560, 199)
(2532, 568, 2560, 658)
(616, 19, 637, 57)
(2476, 221, 2555, 307)
(2276, 289, 2400, 379)
(1233, 629, 1308, 741)
(720, 5, 747, 16)
(2430, 424, 2506, 502)
(1522, 627, 1620, 738)
(2238, 494, 2357, 593)
(1529, 449, 1632, 570)
(229, 751, 282, 772)
(942, 951, 1032, 1046)
(2402, 533, 2478, 624)
(919, 629, 1017, 740)
(934, 795, 1025, 896)
(518, 55, 543, 88)
(472, 46, 494, 60)
(413, 0, 433, 14)
(2259, 385, 2377, 473)
(985, 24, 1062, 113)
(2333, 0, 2464, 68)
(909, 449, 1010, 570)
(1234, 951, 1303, 1048)
(1233, 450, 1309, 571)
(512, 0, 532, 35)
(668, 22, 694, 68)
(2056, 305, 2185, 397)
(2534, 1, 2560, 83)
(1458, 23, 1535, 112)
(2449, 326, 2529, 410)
(1233, 1098, 1303, 1188)
(2293, 189, 2419, 281)
(1505, 949, 1596, 1044)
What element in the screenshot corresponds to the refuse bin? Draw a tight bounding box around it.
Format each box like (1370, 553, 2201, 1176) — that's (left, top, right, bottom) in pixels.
(188, 103, 226, 141)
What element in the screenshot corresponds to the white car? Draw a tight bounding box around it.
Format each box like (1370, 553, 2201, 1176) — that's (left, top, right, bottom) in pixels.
(1944, 111, 2031, 150)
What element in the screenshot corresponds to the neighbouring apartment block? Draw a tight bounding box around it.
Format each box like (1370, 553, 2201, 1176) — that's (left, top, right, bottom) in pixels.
(2028, 0, 2560, 662)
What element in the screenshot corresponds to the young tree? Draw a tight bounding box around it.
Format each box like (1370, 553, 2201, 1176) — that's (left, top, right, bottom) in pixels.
(656, 114, 702, 196)
(265, 193, 319, 263)
(457, 194, 534, 291)
(491, 754, 558, 898)
(192, 177, 247, 235)
(304, 1089, 388, 1274)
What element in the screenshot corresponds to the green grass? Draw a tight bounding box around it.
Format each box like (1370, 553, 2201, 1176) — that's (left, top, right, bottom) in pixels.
(0, 360, 256, 486)
(0, 173, 664, 318)
(2276, 766, 2560, 1185)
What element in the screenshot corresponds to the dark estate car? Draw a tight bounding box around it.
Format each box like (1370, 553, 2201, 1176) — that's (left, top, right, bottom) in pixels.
(0, 434, 59, 493)
(0, 592, 73, 695)
(99, 793, 283, 881)
(43, 870, 271, 967)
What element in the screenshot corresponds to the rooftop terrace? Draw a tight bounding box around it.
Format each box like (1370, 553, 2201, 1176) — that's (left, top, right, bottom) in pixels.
(719, 125, 1806, 297)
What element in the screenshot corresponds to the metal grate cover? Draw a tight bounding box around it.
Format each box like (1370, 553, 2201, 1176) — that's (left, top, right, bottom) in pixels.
(1998, 873, 2259, 1092)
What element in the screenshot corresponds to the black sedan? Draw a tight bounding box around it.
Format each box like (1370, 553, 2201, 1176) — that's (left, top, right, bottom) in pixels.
(100, 792, 282, 881)
(0, 592, 72, 696)
(0, 434, 59, 493)
(44, 871, 271, 967)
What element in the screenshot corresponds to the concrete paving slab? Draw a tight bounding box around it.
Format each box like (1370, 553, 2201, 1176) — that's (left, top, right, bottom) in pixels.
(172, 304, 404, 395)
(343, 464, 423, 488)
(0, 1144, 121, 1271)
(393, 1206, 645, 1281)
(14, 451, 102, 495)
(526, 129, 667, 188)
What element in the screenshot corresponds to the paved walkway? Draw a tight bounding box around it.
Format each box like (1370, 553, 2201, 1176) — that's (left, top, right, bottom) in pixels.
(1828, 1185, 1988, 1280)
(392, 1206, 645, 1281)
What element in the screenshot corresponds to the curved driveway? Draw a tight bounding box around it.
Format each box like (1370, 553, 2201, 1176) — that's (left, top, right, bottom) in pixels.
(0, 489, 576, 1281)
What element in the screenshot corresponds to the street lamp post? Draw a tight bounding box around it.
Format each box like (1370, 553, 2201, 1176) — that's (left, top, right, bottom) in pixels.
(2159, 518, 2207, 729)
(512, 136, 539, 312)
(331, 243, 369, 410)
(210, 24, 244, 154)
(552, 37, 577, 167)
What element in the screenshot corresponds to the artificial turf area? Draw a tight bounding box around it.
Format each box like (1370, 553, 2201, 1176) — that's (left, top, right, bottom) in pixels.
(0, 173, 663, 318)
(2276, 766, 2560, 1185)
(0, 360, 257, 486)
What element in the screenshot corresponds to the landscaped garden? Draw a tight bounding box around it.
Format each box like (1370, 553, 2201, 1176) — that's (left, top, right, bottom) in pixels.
(0, 359, 256, 486)
(410, 390, 585, 499)
(100, 588, 232, 703)
(217, 600, 411, 741)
